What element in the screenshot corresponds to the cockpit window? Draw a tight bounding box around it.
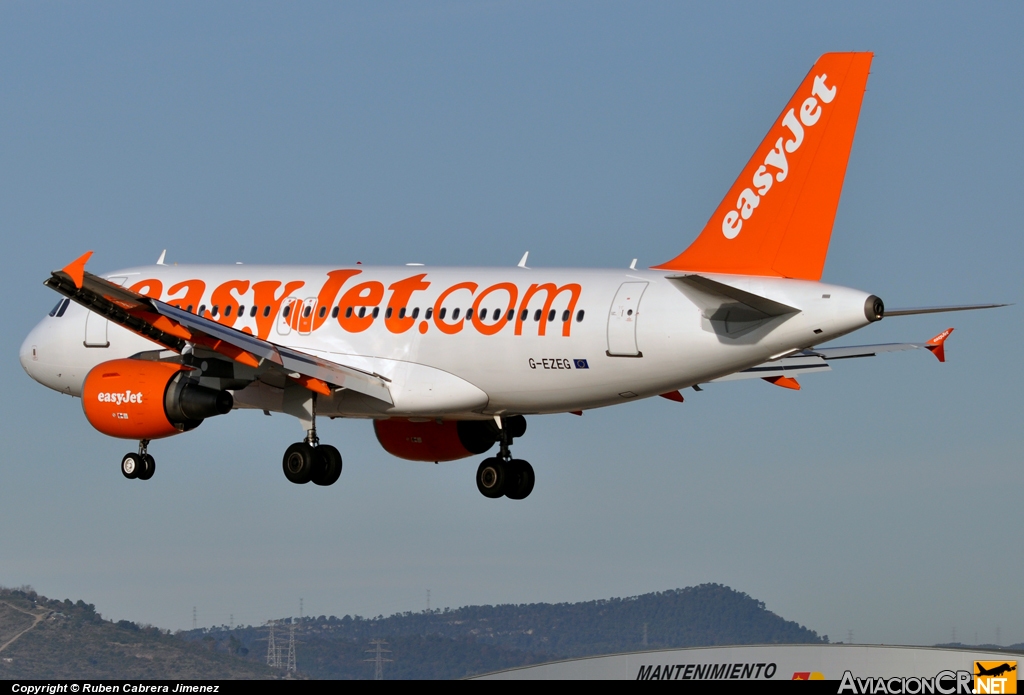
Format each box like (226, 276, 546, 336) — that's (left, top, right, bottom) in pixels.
(49, 298, 70, 317)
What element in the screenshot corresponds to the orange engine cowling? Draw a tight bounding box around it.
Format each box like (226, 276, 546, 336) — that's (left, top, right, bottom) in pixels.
(373, 419, 500, 462)
(82, 359, 233, 440)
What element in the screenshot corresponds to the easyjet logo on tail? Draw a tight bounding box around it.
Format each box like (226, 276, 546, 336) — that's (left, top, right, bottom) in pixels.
(722, 73, 837, 240)
(649, 52, 872, 280)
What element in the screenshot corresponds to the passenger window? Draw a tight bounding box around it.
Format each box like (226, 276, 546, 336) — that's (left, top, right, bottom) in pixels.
(345, 307, 353, 318)
(224, 305, 232, 317)
(250, 306, 257, 317)
(303, 306, 312, 318)
(520, 309, 528, 321)
(534, 309, 542, 321)
(507, 309, 515, 321)
(385, 307, 393, 319)
(576, 309, 585, 322)
(480, 308, 487, 320)
(199, 305, 207, 316)
(358, 307, 366, 318)
(187, 305, 194, 313)
(412, 307, 420, 319)
(282, 305, 290, 318)
(399, 307, 406, 319)
(331, 306, 339, 318)
(263, 306, 270, 317)
(372, 307, 380, 318)
(548, 309, 555, 322)
(425, 307, 433, 319)
(493, 308, 501, 321)
(439, 307, 446, 320)
(466, 308, 473, 320)
(452, 308, 461, 320)
(211, 305, 219, 317)
(318, 306, 326, 318)
(562, 310, 570, 322)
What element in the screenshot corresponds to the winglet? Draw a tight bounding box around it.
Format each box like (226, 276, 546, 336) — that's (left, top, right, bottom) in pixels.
(763, 375, 801, 390)
(60, 251, 94, 289)
(925, 328, 954, 363)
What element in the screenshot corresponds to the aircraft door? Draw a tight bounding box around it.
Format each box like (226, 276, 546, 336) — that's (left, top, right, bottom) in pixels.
(277, 297, 300, 336)
(84, 276, 127, 347)
(606, 281, 648, 357)
(297, 297, 317, 335)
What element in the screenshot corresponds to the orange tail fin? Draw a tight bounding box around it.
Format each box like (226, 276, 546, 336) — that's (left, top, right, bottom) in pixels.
(654, 52, 873, 280)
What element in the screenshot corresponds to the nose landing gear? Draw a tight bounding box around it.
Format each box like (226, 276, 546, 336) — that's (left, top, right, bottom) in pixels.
(122, 440, 155, 481)
(281, 395, 342, 486)
(475, 416, 533, 500)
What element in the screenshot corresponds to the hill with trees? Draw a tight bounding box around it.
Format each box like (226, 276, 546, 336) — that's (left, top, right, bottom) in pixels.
(0, 587, 275, 680)
(184, 583, 826, 679)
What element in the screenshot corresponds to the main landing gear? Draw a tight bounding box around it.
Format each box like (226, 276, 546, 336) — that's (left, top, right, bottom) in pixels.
(476, 417, 534, 500)
(122, 439, 155, 481)
(281, 396, 342, 486)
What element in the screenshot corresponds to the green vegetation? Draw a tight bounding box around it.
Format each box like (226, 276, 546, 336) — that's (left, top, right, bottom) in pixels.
(1, 583, 828, 679)
(0, 587, 276, 680)
(186, 583, 825, 679)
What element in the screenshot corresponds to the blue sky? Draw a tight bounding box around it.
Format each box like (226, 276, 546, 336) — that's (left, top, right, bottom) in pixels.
(1, 2, 1021, 646)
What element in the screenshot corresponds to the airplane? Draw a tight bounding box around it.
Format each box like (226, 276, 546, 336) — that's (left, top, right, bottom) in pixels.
(975, 663, 1017, 678)
(19, 52, 1005, 499)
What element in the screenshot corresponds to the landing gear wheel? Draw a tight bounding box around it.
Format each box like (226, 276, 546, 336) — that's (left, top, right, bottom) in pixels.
(476, 457, 507, 499)
(121, 453, 141, 480)
(312, 445, 342, 486)
(503, 459, 535, 500)
(137, 454, 156, 481)
(282, 442, 315, 484)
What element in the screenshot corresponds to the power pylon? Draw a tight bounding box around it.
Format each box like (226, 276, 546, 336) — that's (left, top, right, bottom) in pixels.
(265, 621, 280, 668)
(286, 622, 297, 673)
(364, 639, 392, 680)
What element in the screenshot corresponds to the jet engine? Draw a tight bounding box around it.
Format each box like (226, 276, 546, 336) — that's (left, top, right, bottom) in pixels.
(81, 359, 233, 440)
(373, 416, 526, 462)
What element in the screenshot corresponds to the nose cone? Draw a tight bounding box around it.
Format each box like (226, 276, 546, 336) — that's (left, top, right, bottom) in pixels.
(20, 314, 85, 395)
(20, 320, 46, 383)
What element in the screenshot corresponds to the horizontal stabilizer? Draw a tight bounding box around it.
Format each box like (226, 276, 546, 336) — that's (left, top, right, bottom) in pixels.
(712, 354, 831, 382)
(668, 274, 799, 337)
(710, 330, 956, 385)
(884, 303, 1008, 316)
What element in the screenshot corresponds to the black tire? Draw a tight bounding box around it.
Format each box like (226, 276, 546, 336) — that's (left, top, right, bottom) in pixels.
(137, 454, 156, 481)
(504, 459, 535, 500)
(121, 453, 141, 480)
(476, 457, 506, 499)
(282, 442, 315, 484)
(312, 445, 342, 486)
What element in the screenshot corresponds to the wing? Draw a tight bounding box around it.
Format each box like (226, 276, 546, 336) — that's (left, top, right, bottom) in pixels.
(45, 251, 394, 404)
(709, 329, 955, 389)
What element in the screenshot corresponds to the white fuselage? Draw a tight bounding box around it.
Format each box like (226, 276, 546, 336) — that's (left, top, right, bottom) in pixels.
(21, 264, 875, 419)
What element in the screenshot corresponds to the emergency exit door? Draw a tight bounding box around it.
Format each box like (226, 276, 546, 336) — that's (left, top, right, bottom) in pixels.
(606, 281, 648, 357)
